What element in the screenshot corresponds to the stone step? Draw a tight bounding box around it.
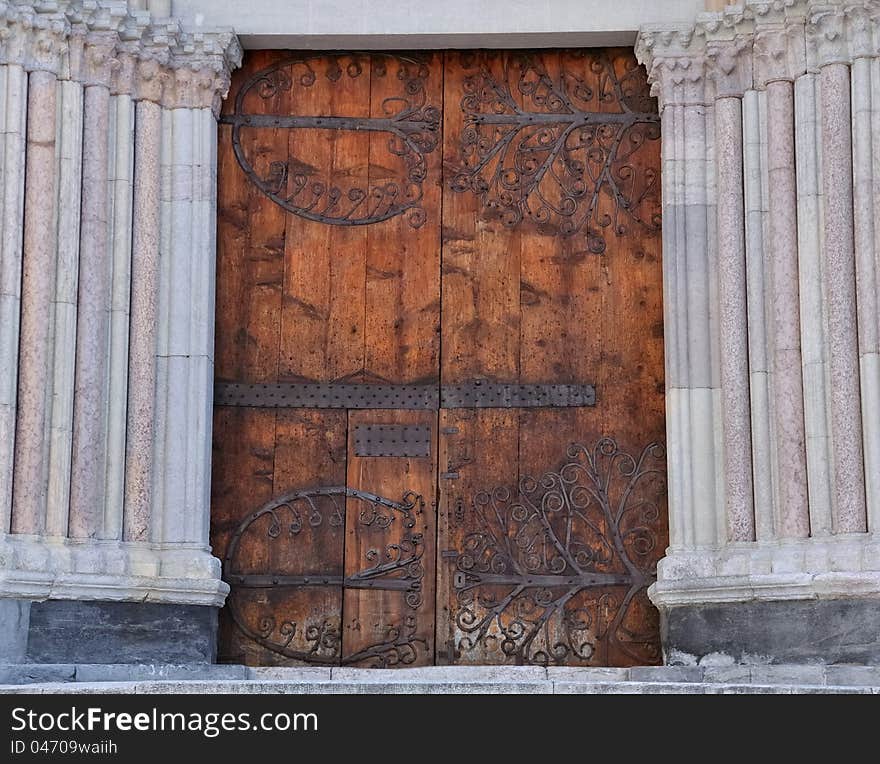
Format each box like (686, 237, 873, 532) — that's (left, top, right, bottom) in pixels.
(1, 664, 878, 693)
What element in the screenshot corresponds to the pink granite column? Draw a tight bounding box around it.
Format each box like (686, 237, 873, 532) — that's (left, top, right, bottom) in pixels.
(11, 70, 58, 535)
(69, 82, 112, 539)
(123, 94, 162, 542)
(766, 79, 810, 539)
(716, 94, 755, 542)
(820, 62, 868, 534)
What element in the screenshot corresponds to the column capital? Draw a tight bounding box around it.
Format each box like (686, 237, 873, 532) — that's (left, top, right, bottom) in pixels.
(165, 29, 242, 114)
(753, 23, 807, 86)
(636, 27, 710, 110)
(806, 3, 850, 69)
(707, 36, 755, 98)
(842, 2, 880, 61)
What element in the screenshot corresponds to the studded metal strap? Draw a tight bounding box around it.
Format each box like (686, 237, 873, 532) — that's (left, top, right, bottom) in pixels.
(214, 381, 596, 409)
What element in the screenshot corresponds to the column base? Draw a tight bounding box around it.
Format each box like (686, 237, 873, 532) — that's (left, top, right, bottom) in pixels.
(651, 536, 880, 665)
(661, 597, 880, 665)
(20, 599, 218, 664)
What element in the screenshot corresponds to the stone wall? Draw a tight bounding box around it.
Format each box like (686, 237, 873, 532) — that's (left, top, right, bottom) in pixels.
(637, 0, 880, 663)
(0, 1, 240, 660)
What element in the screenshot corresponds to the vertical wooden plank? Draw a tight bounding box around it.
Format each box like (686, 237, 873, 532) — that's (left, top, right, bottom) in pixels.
(365, 53, 443, 384)
(438, 50, 525, 664)
(592, 49, 666, 667)
(211, 407, 276, 665)
(213, 51, 289, 664)
(343, 408, 437, 666)
(280, 54, 370, 382)
(265, 410, 347, 666)
(440, 50, 522, 384)
(435, 407, 519, 665)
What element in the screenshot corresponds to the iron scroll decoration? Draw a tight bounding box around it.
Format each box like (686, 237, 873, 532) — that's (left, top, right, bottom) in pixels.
(449, 52, 662, 254)
(223, 486, 427, 667)
(451, 438, 667, 666)
(220, 54, 440, 229)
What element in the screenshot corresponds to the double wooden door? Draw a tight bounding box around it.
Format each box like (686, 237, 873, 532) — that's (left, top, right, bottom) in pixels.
(211, 49, 667, 667)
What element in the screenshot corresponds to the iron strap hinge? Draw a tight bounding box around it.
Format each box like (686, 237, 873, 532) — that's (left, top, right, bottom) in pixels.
(214, 381, 596, 410)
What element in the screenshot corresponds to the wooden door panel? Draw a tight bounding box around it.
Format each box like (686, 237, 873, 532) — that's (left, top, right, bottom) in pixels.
(436, 48, 666, 667)
(212, 47, 665, 669)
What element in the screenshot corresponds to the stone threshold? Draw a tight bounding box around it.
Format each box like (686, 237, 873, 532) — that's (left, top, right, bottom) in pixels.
(1, 664, 878, 694)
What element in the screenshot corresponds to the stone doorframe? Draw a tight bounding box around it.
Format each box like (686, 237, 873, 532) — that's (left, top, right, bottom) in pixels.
(1, 0, 879, 665)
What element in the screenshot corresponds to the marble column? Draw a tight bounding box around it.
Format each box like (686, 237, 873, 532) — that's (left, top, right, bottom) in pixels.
(639, 33, 722, 552)
(155, 62, 228, 550)
(0, 61, 28, 534)
(709, 37, 755, 542)
(45, 76, 83, 538)
(793, 68, 834, 537)
(742, 86, 776, 542)
(104, 52, 137, 541)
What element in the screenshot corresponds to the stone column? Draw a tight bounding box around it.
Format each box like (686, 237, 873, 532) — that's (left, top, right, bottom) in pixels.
(847, 4, 880, 533)
(708, 35, 755, 542)
(154, 38, 240, 564)
(754, 22, 810, 539)
(741, 85, 775, 541)
(104, 39, 138, 541)
(123, 51, 165, 543)
(69, 30, 120, 539)
(809, 6, 868, 535)
(11, 12, 67, 536)
(0, 33, 28, 534)
(45, 66, 83, 539)
(638, 30, 723, 556)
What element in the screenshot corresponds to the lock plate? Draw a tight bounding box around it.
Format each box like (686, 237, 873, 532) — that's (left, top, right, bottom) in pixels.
(353, 424, 432, 458)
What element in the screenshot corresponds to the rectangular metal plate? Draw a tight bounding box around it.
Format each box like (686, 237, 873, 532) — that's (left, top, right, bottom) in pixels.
(215, 382, 596, 410)
(354, 425, 432, 458)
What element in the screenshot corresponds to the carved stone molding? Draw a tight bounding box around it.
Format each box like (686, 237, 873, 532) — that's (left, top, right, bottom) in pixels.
(639, 1, 880, 98)
(0, 2, 242, 111)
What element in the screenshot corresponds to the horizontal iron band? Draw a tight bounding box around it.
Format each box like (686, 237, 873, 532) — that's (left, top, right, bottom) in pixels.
(225, 573, 414, 591)
(214, 382, 596, 409)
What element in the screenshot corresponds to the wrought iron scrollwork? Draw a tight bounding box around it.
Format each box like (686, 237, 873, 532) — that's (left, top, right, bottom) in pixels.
(450, 52, 661, 253)
(222, 54, 440, 228)
(452, 438, 666, 665)
(223, 486, 427, 666)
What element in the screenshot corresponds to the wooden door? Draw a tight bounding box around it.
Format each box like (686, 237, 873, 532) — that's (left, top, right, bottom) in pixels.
(211, 49, 666, 668)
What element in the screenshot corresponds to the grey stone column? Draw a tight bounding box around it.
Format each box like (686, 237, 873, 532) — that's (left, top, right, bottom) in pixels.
(847, 6, 880, 534)
(0, 60, 28, 534)
(638, 30, 723, 553)
(708, 37, 755, 542)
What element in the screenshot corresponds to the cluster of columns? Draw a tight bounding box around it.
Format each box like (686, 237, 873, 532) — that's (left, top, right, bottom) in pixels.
(0, 0, 240, 606)
(637, 0, 880, 611)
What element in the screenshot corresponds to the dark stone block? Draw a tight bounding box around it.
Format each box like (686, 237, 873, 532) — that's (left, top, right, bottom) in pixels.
(26, 601, 218, 664)
(662, 598, 880, 665)
(0, 600, 30, 663)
